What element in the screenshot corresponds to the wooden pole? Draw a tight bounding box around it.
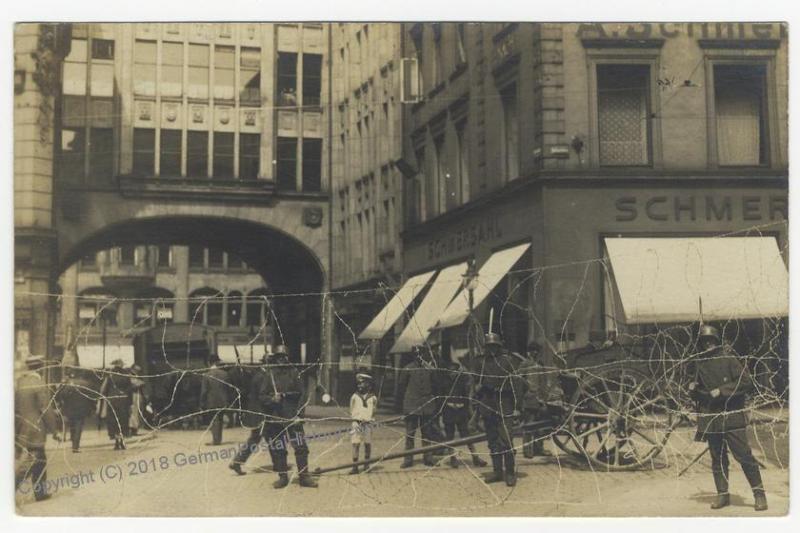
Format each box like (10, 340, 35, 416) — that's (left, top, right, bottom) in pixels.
(313, 420, 553, 475)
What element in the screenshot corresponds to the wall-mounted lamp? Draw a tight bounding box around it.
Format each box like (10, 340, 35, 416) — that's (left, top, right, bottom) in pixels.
(14, 69, 26, 95)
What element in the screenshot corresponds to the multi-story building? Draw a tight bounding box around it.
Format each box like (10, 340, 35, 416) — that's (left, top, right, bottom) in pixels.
(57, 244, 273, 368)
(359, 23, 788, 381)
(330, 23, 405, 396)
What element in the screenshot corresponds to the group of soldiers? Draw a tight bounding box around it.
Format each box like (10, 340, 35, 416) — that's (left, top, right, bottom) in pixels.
(397, 332, 563, 487)
(15, 324, 769, 510)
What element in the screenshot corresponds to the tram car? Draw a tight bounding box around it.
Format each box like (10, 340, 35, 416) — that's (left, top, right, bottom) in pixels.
(132, 323, 217, 426)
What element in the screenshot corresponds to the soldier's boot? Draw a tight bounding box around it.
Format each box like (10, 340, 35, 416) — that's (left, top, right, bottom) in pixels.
(754, 490, 768, 512)
(522, 434, 535, 459)
(299, 473, 318, 488)
(423, 452, 436, 467)
(363, 444, 371, 473)
(450, 455, 459, 468)
(349, 462, 359, 475)
(504, 452, 517, 487)
(485, 454, 505, 484)
(472, 455, 488, 468)
(710, 493, 731, 509)
(228, 462, 245, 476)
(273, 473, 290, 489)
(296, 452, 317, 487)
(533, 439, 549, 456)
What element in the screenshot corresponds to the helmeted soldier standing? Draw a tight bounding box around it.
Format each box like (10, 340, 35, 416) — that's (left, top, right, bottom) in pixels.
(689, 325, 767, 511)
(519, 341, 564, 458)
(260, 344, 318, 488)
(98, 359, 132, 450)
(229, 354, 276, 475)
(473, 333, 527, 486)
(15, 356, 60, 501)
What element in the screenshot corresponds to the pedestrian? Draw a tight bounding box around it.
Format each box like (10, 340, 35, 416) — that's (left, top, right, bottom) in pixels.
(518, 341, 564, 458)
(436, 351, 488, 469)
(15, 356, 61, 502)
(229, 355, 276, 475)
(259, 345, 318, 488)
(689, 324, 767, 511)
(98, 359, 132, 450)
(200, 354, 233, 446)
(472, 332, 528, 486)
(397, 345, 445, 468)
(128, 364, 146, 436)
(56, 369, 95, 453)
(349, 370, 378, 474)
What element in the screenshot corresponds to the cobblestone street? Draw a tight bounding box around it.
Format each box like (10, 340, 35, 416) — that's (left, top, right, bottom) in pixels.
(16, 408, 789, 517)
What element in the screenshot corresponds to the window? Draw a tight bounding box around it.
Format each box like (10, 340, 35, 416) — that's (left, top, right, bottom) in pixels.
(303, 53, 322, 106)
(79, 299, 117, 328)
(433, 135, 446, 215)
(456, 120, 470, 205)
(162, 42, 183, 97)
(63, 38, 87, 95)
(456, 23, 467, 65)
(302, 138, 322, 192)
(132, 129, 155, 177)
(160, 129, 182, 177)
(246, 294, 268, 327)
(187, 131, 208, 178)
(134, 40, 157, 96)
(432, 25, 443, 86)
(90, 39, 114, 97)
(277, 52, 298, 106)
(276, 137, 297, 190)
(213, 132, 234, 178)
(207, 297, 223, 326)
(156, 245, 171, 268)
(188, 44, 209, 99)
(714, 64, 768, 166)
(189, 246, 205, 268)
(60, 128, 86, 178)
(240, 47, 261, 104)
(214, 45, 235, 100)
(226, 291, 243, 327)
(119, 246, 136, 265)
(500, 83, 519, 180)
(91, 39, 114, 60)
(189, 289, 222, 326)
(239, 133, 260, 180)
(89, 128, 114, 179)
(80, 252, 97, 269)
(208, 248, 224, 269)
(597, 64, 651, 166)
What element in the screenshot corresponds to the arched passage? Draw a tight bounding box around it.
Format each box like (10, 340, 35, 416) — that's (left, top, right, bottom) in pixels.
(58, 215, 326, 365)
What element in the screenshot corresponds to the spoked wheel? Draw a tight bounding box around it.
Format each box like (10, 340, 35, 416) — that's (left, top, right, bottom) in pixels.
(555, 366, 679, 470)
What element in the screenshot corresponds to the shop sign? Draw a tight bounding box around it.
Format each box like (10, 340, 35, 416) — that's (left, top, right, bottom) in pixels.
(426, 216, 504, 261)
(615, 194, 787, 223)
(576, 22, 787, 41)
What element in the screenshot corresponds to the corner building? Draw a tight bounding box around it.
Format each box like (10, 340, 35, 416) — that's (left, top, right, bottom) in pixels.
(389, 23, 787, 381)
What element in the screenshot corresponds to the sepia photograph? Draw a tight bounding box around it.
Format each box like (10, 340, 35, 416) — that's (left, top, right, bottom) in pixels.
(10, 12, 790, 519)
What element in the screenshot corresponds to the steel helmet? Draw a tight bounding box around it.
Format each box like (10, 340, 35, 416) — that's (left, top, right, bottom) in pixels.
(273, 344, 289, 356)
(484, 332, 503, 347)
(699, 324, 720, 341)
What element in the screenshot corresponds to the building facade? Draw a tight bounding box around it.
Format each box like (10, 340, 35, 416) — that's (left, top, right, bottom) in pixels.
(387, 22, 788, 377)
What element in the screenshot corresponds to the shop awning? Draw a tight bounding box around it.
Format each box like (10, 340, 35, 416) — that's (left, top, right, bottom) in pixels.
(604, 237, 788, 324)
(390, 262, 468, 353)
(76, 345, 135, 369)
(358, 270, 436, 340)
(435, 242, 531, 329)
(218, 344, 267, 364)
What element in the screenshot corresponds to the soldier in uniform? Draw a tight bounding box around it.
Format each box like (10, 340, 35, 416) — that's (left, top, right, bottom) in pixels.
(260, 344, 318, 489)
(229, 354, 276, 475)
(98, 359, 132, 450)
(436, 350, 488, 468)
(473, 333, 527, 486)
(56, 369, 95, 452)
(15, 356, 60, 501)
(519, 342, 564, 458)
(398, 345, 445, 468)
(689, 325, 767, 511)
(200, 354, 233, 446)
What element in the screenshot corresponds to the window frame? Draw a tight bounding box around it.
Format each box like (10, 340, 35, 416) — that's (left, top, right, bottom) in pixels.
(704, 50, 778, 169)
(585, 48, 663, 169)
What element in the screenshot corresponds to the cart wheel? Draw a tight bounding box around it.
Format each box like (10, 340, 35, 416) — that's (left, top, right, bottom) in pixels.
(558, 366, 679, 471)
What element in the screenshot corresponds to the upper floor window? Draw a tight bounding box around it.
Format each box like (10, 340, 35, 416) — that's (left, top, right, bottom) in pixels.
(240, 47, 261, 104)
(240, 133, 260, 180)
(302, 138, 322, 192)
(90, 39, 114, 97)
(276, 136, 297, 190)
(455, 119, 470, 205)
(118, 245, 136, 265)
(63, 38, 88, 96)
(157, 244, 172, 268)
(160, 129, 182, 177)
(134, 40, 157, 96)
(188, 44, 209, 99)
(89, 128, 114, 178)
(132, 128, 155, 177)
(303, 54, 322, 106)
(161, 42, 184, 97)
(214, 45, 235, 100)
(597, 64, 651, 166)
(277, 52, 298, 107)
(713, 63, 769, 166)
(187, 131, 209, 178)
(455, 23, 467, 65)
(500, 83, 519, 181)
